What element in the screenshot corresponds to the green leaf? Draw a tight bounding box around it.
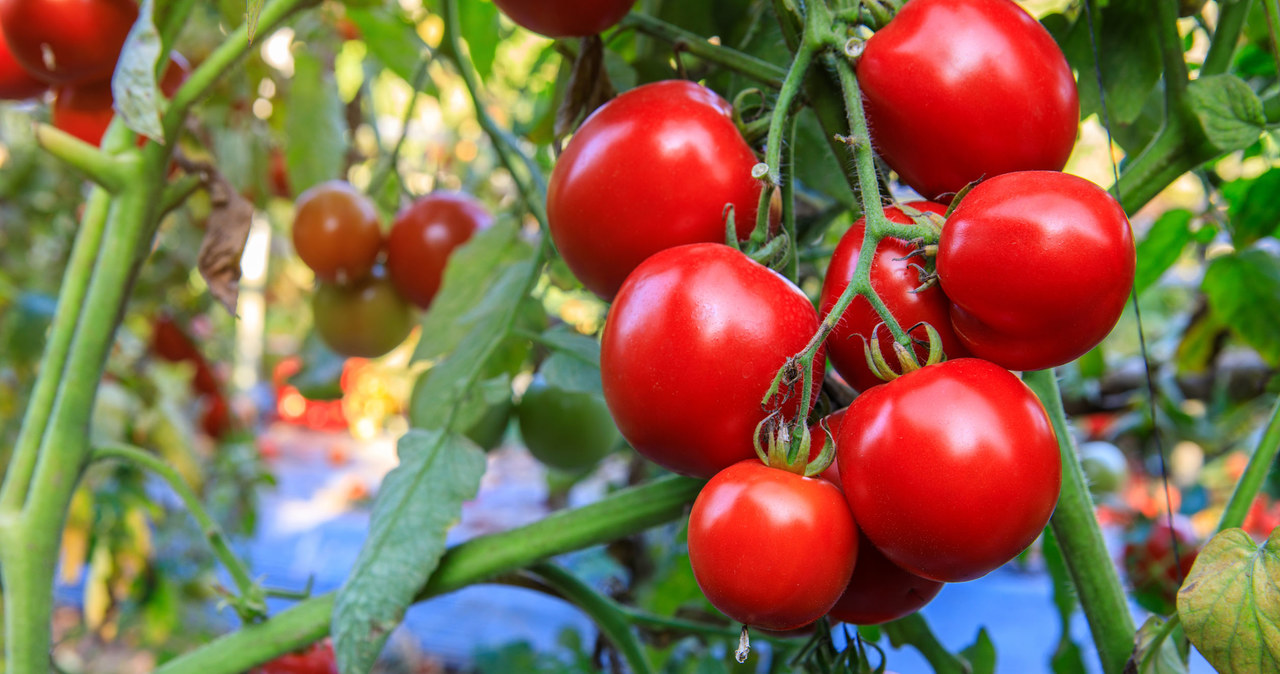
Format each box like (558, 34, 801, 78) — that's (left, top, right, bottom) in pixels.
(1203, 249, 1280, 366)
(333, 429, 486, 672)
(1135, 209, 1192, 295)
(1051, 639, 1088, 674)
(285, 50, 346, 195)
(413, 219, 534, 362)
(1178, 528, 1280, 673)
(1059, 1, 1162, 124)
(960, 628, 996, 674)
(458, 0, 500, 79)
(286, 333, 347, 400)
(538, 325, 601, 367)
(113, 0, 166, 142)
(1187, 74, 1266, 155)
(346, 8, 437, 92)
(1226, 169, 1280, 246)
(540, 351, 602, 396)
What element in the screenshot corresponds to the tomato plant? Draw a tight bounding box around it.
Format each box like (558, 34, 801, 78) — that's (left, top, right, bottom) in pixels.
(601, 243, 822, 478)
(254, 639, 338, 674)
(0, 0, 137, 85)
(837, 358, 1061, 582)
(292, 181, 384, 285)
(547, 80, 765, 300)
(386, 192, 492, 309)
(516, 378, 619, 472)
(937, 171, 1135, 371)
(856, 0, 1078, 200)
(311, 273, 414, 359)
(820, 201, 967, 391)
(0, 23, 44, 100)
(492, 0, 635, 38)
(51, 53, 188, 147)
(687, 460, 857, 631)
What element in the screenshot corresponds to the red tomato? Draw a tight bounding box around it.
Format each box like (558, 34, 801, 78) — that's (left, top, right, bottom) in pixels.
(493, 0, 635, 38)
(1123, 515, 1199, 615)
(857, 0, 1078, 200)
(150, 312, 219, 396)
(547, 80, 765, 300)
(269, 147, 291, 198)
(937, 171, 1135, 371)
(808, 408, 847, 484)
(0, 21, 44, 99)
(51, 53, 189, 147)
(601, 243, 823, 478)
(688, 460, 857, 631)
(828, 531, 944, 625)
(0, 0, 138, 85)
(837, 358, 1060, 582)
(292, 181, 383, 285)
(386, 192, 492, 309)
(820, 202, 968, 391)
(254, 639, 338, 674)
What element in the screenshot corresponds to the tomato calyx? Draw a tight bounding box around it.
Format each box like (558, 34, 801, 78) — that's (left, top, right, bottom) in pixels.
(862, 321, 946, 383)
(753, 410, 835, 477)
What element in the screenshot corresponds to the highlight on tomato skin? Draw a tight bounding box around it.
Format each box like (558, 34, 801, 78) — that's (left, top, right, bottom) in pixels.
(386, 191, 493, 310)
(0, 0, 139, 86)
(291, 180, 384, 285)
(492, 0, 636, 38)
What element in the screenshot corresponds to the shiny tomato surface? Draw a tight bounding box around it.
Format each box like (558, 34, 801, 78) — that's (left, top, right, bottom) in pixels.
(857, 0, 1078, 199)
(0, 21, 44, 99)
(601, 243, 822, 478)
(0, 0, 138, 85)
(548, 80, 764, 300)
(493, 0, 635, 37)
(837, 358, 1060, 582)
(292, 181, 383, 285)
(828, 531, 944, 625)
(386, 192, 492, 309)
(688, 460, 857, 631)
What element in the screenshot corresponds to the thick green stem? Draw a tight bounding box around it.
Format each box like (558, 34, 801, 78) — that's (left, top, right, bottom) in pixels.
(1260, 0, 1280, 79)
(153, 476, 703, 674)
(1201, 0, 1255, 76)
(881, 613, 965, 674)
(620, 13, 786, 88)
(1023, 369, 1135, 674)
(33, 124, 126, 190)
(1156, 0, 1190, 109)
(1217, 399, 1280, 531)
(1114, 125, 1201, 214)
(529, 563, 654, 674)
(92, 443, 263, 616)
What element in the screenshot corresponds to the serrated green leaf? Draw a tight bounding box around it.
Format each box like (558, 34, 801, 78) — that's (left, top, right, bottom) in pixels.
(1178, 528, 1280, 673)
(960, 627, 996, 674)
(1203, 249, 1280, 366)
(1128, 615, 1188, 674)
(1135, 209, 1192, 295)
(1059, 1, 1161, 123)
(413, 219, 534, 362)
(1187, 74, 1266, 155)
(1226, 169, 1280, 247)
(113, 0, 166, 142)
(333, 429, 486, 672)
(285, 51, 346, 194)
(458, 0, 500, 78)
(346, 8, 437, 93)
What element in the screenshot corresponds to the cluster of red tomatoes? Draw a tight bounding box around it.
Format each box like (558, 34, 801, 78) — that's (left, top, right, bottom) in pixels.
(519, 0, 1138, 631)
(0, 0, 189, 146)
(289, 181, 491, 359)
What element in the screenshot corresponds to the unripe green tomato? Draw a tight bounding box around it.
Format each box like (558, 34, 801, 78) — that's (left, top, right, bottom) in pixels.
(311, 273, 414, 359)
(517, 379, 620, 472)
(1079, 441, 1128, 499)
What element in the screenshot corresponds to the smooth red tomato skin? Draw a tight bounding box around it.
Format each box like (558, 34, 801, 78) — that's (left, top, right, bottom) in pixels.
(828, 532, 944, 625)
(857, 0, 1078, 200)
(493, 0, 635, 38)
(820, 202, 968, 392)
(292, 181, 383, 285)
(386, 192, 492, 309)
(837, 358, 1060, 582)
(0, 0, 138, 85)
(255, 640, 338, 674)
(52, 54, 189, 147)
(601, 244, 823, 478)
(547, 80, 764, 300)
(808, 408, 847, 484)
(688, 460, 858, 631)
(0, 23, 44, 99)
(937, 171, 1135, 371)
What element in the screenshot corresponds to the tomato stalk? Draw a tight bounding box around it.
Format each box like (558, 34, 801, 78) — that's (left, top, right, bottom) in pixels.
(528, 563, 655, 674)
(620, 13, 786, 88)
(1200, 0, 1254, 77)
(1217, 399, 1280, 531)
(33, 123, 127, 189)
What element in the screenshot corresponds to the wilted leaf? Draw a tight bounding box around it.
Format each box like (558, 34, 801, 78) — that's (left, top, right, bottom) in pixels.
(197, 170, 255, 315)
(113, 0, 166, 142)
(332, 430, 486, 671)
(556, 36, 615, 138)
(1178, 528, 1280, 673)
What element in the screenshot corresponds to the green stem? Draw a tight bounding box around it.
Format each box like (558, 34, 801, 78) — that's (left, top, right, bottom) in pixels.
(152, 476, 703, 674)
(33, 124, 126, 190)
(620, 13, 786, 88)
(881, 613, 965, 674)
(1023, 369, 1135, 674)
(159, 175, 205, 215)
(1260, 0, 1280, 80)
(92, 443, 263, 618)
(621, 607, 799, 646)
(368, 57, 431, 198)
(1200, 0, 1256, 76)
(761, 24, 817, 188)
(528, 563, 654, 674)
(1138, 614, 1183, 674)
(1114, 125, 1201, 214)
(780, 113, 800, 280)
(1156, 0, 1190, 109)
(1217, 399, 1280, 531)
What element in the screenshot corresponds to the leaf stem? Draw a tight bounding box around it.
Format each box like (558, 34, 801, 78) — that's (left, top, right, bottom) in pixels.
(1200, 0, 1256, 77)
(619, 13, 787, 88)
(33, 123, 128, 190)
(368, 57, 431, 199)
(1217, 399, 1280, 531)
(1155, 0, 1190, 109)
(528, 563, 654, 674)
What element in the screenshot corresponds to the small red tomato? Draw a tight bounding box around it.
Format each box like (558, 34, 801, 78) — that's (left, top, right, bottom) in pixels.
(0, 0, 138, 85)
(0, 20, 44, 99)
(828, 531, 945, 625)
(51, 53, 189, 147)
(601, 243, 823, 478)
(688, 460, 858, 631)
(937, 171, 1135, 371)
(1123, 515, 1199, 615)
(254, 639, 338, 674)
(548, 80, 765, 300)
(820, 202, 968, 392)
(493, 0, 635, 38)
(837, 358, 1061, 582)
(386, 192, 493, 309)
(857, 0, 1079, 199)
(292, 181, 383, 285)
